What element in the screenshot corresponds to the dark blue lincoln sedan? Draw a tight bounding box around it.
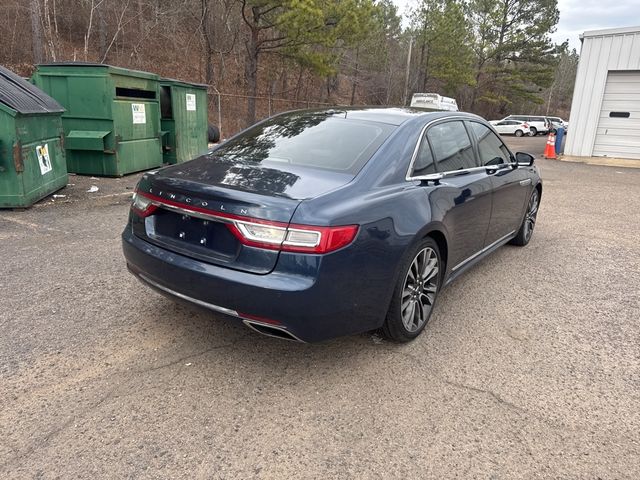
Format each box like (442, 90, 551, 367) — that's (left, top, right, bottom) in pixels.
(122, 108, 541, 342)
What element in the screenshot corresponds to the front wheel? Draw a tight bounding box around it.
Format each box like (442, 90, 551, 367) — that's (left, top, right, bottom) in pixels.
(515, 129, 524, 137)
(381, 238, 442, 342)
(510, 188, 540, 246)
(529, 127, 537, 136)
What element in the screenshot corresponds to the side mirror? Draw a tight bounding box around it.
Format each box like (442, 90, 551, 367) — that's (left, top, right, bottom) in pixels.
(515, 152, 535, 166)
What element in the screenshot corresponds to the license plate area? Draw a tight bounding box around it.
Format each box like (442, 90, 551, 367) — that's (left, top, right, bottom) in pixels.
(147, 208, 239, 259)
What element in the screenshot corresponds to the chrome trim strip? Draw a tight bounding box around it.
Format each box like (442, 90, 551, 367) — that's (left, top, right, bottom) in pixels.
(151, 201, 235, 224)
(138, 273, 239, 317)
(451, 230, 516, 272)
(148, 197, 324, 249)
(137, 273, 303, 342)
(242, 320, 305, 343)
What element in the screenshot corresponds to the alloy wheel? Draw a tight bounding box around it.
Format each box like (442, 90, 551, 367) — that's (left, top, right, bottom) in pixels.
(524, 190, 539, 241)
(401, 247, 439, 333)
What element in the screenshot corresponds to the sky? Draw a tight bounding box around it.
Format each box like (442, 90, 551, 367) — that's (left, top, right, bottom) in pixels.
(391, 0, 640, 52)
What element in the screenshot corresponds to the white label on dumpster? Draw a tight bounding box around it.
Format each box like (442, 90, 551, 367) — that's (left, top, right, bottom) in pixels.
(186, 93, 196, 111)
(132, 103, 146, 124)
(36, 144, 52, 175)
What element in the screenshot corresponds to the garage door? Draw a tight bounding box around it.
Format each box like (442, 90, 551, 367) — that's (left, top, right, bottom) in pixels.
(593, 71, 640, 159)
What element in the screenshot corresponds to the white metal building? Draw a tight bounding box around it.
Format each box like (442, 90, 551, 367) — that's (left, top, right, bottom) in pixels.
(566, 26, 640, 160)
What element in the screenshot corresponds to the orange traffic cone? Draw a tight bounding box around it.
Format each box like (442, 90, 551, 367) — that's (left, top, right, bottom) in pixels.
(543, 132, 556, 159)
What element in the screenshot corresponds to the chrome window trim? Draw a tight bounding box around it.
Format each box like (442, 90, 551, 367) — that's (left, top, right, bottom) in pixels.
(410, 165, 497, 183)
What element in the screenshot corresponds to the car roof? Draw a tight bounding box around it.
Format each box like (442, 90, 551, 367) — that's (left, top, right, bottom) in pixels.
(279, 107, 484, 126)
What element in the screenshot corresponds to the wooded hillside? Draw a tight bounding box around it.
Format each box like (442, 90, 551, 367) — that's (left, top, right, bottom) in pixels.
(1, 0, 578, 135)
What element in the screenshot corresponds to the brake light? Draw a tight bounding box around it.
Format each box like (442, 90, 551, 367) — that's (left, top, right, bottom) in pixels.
(132, 190, 358, 254)
(523, 123, 529, 127)
(227, 220, 358, 254)
(131, 192, 158, 218)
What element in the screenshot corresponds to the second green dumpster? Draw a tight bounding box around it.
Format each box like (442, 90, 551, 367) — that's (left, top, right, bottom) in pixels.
(159, 79, 209, 164)
(31, 62, 163, 176)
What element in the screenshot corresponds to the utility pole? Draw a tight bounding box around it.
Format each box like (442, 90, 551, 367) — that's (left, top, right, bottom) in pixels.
(403, 36, 413, 106)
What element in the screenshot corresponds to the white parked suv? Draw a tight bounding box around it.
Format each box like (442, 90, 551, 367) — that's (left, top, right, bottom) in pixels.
(489, 119, 531, 137)
(502, 115, 551, 136)
(547, 116, 569, 130)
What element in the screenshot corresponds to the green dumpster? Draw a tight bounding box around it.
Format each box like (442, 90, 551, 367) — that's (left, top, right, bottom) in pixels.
(31, 62, 163, 176)
(159, 79, 209, 164)
(0, 65, 67, 208)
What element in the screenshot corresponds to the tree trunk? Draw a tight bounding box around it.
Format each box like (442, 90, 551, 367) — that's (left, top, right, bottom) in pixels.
(245, 25, 259, 126)
(202, 0, 215, 85)
(294, 67, 304, 101)
(98, 1, 107, 61)
(350, 48, 359, 105)
(30, 0, 44, 63)
(470, 61, 484, 110)
(417, 37, 426, 92)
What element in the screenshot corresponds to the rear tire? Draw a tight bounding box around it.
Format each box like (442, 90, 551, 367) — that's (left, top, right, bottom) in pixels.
(510, 188, 540, 246)
(381, 238, 442, 342)
(515, 129, 524, 137)
(529, 127, 537, 136)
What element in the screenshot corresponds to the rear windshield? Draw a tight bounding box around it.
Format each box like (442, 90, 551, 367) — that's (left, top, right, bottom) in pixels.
(212, 112, 395, 174)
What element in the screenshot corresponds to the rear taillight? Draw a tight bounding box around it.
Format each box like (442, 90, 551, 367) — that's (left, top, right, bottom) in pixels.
(131, 192, 158, 218)
(227, 219, 358, 254)
(132, 190, 358, 254)
(523, 123, 529, 127)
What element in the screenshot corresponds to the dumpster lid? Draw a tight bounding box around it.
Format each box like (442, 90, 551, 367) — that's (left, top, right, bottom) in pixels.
(160, 77, 209, 89)
(37, 62, 159, 80)
(0, 65, 64, 114)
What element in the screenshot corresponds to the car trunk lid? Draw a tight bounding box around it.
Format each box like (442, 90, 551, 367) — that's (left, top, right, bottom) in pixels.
(131, 154, 355, 274)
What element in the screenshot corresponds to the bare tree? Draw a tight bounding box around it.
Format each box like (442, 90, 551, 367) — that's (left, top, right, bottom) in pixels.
(30, 0, 44, 63)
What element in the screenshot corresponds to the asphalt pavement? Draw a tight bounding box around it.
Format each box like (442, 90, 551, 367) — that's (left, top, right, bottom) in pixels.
(1, 135, 639, 479)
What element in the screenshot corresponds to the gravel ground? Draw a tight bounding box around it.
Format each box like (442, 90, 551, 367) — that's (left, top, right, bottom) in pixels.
(1, 136, 639, 479)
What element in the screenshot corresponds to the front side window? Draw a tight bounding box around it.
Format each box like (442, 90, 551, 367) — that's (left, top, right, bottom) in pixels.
(426, 121, 476, 171)
(470, 122, 512, 166)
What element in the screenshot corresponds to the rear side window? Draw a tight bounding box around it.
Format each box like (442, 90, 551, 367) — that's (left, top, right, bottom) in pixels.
(426, 121, 476, 171)
(213, 113, 395, 174)
(470, 122, 512, 166)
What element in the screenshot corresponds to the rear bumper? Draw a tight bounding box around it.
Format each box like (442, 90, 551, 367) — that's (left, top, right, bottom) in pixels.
(122, 226, 398, 342)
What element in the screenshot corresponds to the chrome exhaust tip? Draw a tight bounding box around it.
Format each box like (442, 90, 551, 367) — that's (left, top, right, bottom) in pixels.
(242, 320, 305, 343)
